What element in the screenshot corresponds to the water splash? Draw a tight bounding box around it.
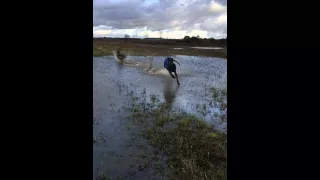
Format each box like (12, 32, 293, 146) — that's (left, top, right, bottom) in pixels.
(111, 51, 193, 78)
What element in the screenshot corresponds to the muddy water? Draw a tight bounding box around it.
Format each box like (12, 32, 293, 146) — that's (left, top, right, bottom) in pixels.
(93, 55, 227, 179)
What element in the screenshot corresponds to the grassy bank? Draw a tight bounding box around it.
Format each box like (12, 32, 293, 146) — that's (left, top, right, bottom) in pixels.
(93, 39, 227, 58)
(125, 88, 227, 180)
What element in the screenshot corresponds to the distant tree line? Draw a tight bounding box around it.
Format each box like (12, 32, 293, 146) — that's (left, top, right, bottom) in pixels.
(94, 35, 227, 47)
(179, 36, 226, 46)
(183, 35, 226, 43)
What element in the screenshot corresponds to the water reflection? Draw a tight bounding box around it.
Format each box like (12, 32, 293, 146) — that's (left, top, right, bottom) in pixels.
(116, 62, 124, 70)
(93, 55, 227, 179)
(163, 77, 179, 106)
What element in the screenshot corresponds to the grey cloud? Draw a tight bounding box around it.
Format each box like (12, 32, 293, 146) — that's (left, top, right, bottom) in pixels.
(94, 0, 227, 37)
(93, 25, 112, 32)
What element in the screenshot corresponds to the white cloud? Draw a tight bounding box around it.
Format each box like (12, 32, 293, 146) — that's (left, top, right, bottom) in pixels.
(94, 30, 112, 37)
(209, 1, 227, 13)
(216, 14, 227, 24)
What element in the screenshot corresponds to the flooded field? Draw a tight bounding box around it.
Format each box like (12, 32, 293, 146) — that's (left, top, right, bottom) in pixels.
(172, 48, 184, 50)
(93, 54, 227, 179)
(191, 47, 224, 50)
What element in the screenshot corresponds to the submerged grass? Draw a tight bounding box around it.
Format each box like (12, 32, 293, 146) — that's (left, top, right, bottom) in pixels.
(128, 91, 227, 180)
(144, 116, 227, 180)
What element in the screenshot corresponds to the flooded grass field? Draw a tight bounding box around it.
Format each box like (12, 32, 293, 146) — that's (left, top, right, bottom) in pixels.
(93, 54, 227, 179)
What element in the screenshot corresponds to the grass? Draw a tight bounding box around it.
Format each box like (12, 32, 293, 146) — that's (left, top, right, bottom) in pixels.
(207, 87, 227, 110)
(127, 91, 227, 180)
(93, 39, 227, 58)
(144, 116, 227, 180)
(94, 78, 227, 179)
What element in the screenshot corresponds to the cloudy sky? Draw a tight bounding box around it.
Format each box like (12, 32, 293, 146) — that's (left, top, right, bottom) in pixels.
(93, 0, 227, 39)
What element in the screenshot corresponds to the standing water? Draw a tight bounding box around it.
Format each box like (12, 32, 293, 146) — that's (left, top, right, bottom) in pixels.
(93, 55, 227, 179)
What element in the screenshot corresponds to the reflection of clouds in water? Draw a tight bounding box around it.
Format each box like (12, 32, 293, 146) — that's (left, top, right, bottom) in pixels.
(191, 47, 224, 50)
(93, 55, 227, 179)
(94, 56, 226, 131)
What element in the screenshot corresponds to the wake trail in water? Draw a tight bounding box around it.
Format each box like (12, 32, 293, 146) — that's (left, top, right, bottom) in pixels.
(112, 50, 192, 77)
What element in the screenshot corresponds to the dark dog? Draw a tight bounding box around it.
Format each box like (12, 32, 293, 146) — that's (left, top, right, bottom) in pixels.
(116, 49, 126, 61)
(164, 57, 181, 85)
